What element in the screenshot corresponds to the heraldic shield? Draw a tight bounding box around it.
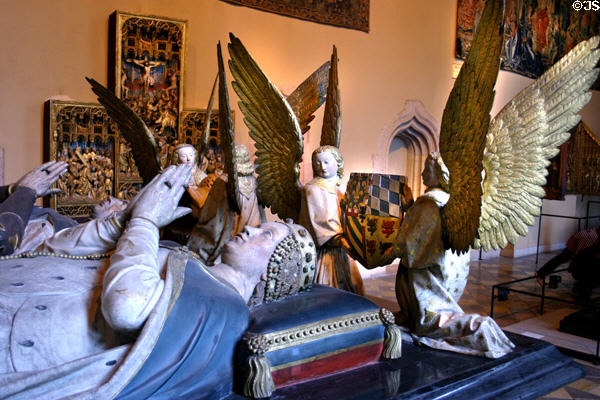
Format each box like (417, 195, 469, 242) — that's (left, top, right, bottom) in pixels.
(344, 173, 413, 269)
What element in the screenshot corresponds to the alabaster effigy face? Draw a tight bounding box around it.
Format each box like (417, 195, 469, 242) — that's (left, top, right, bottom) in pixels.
(221, 222, 288, 279)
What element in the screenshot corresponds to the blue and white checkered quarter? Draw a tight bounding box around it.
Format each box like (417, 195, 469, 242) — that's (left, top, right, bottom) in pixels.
(365, 174, 405, 218)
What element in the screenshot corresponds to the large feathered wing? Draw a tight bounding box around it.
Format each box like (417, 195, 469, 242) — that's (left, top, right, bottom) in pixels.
(476, 36, 600, 252)
(200, 72, 218, 159)
(227, 33, 303, 221)
(286, 60, 330, 135)
(320, 45, 342, 148)
(86, 77, 161, 185)
(439, 0, 504, 253)
(217, 42, 241, 214)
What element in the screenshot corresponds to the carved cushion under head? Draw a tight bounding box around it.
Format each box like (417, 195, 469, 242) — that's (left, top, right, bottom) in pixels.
(238, 284, 401, 398)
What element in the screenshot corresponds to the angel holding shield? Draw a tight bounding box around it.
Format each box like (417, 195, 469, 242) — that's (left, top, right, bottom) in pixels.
(391, 152, 515, 358)
(385, 1, 599, 358)
(228, 36, 367, 294)
(298, 145, 364, 294)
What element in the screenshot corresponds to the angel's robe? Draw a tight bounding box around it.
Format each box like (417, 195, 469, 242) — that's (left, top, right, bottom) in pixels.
(298, 176, 364, 295)
(188, 174, 264, 265)
(393, 188, 514, 358)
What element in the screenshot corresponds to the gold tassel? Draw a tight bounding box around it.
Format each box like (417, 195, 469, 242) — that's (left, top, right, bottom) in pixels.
(380, 308, 402, 359)
(242, 333, 275, 398)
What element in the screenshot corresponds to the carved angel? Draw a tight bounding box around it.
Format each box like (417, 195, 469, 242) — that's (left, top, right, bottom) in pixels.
(228, 34, 370, 294)
(387, 1, 599, 358)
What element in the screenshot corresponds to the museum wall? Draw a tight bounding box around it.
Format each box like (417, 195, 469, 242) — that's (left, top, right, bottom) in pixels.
(0, 0, 598, 259)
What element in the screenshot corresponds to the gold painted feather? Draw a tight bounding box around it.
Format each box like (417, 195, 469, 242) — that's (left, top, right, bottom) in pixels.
(321, 45, 341, 148)
(217, 42, 241, 214)
(200, 72, 218, 160)
(475, 36, 600, 251)
(287, 60, 330, 135)
(439, 0, 504, 253)
(227, 33, 303, 221)
(86, 77, 161, 185)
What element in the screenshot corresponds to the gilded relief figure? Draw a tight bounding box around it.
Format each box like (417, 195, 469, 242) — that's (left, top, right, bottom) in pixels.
(49, 104, 117, 209)
(56, 143, 114, 202)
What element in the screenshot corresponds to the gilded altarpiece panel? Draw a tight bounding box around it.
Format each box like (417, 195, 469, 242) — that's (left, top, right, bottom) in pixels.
(44, 100, 126, 218)
(566, 122, 600, 195)
(543, 122, 600, 199)
(109, 11, 187, 193)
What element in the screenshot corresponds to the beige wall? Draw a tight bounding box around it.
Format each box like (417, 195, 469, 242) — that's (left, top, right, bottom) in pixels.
(1, 0, 598, 254)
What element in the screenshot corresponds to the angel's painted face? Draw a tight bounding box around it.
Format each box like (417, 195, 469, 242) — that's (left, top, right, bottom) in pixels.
(176, 146, 196, 166)
(313, 151, 338, 179)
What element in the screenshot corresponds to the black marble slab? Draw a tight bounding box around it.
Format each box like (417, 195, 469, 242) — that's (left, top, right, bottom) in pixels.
(225, 332, 584, 400)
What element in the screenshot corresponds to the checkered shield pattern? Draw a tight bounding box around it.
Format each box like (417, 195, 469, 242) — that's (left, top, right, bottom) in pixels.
(365, 174, 404, 217)
(344, 173, 411, 268)
(345, 173, 407, 218)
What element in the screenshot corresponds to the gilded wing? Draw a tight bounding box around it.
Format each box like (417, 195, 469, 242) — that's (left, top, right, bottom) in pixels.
(320, 45, 341, 148)
(439, 0, 504, 253)
(86, 77, 161, 185)
(217, 42, 241, 214)
(476, 36, 600, 252)
(200, 72, 218, 159)
(228, 33, 303, 221)
(286, 60, 330, 135)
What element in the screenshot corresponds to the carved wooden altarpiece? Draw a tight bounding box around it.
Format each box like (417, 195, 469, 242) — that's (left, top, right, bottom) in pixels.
(44, 11, 228, 218)
(180, 109, 220, 148)
(109, 11, 187, 193)
(544, 121, 600, 200)
(44, 100, 124, 217)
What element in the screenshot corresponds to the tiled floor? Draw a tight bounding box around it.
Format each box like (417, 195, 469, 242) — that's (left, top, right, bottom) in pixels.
(362, 251, 600, 400)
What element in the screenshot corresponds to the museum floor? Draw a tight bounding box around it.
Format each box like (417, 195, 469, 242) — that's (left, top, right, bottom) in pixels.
(363, 251, 600, 400)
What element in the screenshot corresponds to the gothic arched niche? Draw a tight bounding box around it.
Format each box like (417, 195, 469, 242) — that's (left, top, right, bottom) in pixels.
(373, 100, 439, 196)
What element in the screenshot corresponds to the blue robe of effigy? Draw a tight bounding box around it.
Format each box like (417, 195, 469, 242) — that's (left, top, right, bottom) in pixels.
(117, 255, 250, 399)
